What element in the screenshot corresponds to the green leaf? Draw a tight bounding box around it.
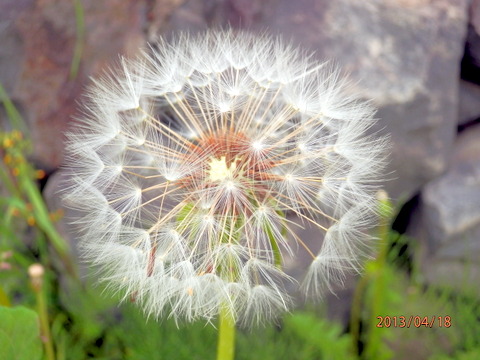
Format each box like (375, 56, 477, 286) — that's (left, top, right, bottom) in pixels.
(0, 287, 10, 307)
(284, 312, 356, 360)
(0, 306, 43, 360)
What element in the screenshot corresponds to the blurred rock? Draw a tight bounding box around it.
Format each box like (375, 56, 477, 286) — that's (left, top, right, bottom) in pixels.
(163, 0, 276, 34)
(423, 124, 480, 251)
(470, 0, 480, 47)
(0, 1, 30, 96)
(463, 0, 480, 83)
(458, 80, 480, 125)
(422, 260, 480, 294)
(463, 25, 480, 82)
(145, 0, 186, 41)
(413, 124, 480, 291)
(0, 0, 145, 169)
(473, 0, 480, 34)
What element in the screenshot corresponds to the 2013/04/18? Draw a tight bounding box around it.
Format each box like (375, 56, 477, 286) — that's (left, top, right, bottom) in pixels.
(376, 316, 451, 328)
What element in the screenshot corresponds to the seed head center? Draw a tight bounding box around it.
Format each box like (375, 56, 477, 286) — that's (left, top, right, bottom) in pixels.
(208, 156, 238, 182)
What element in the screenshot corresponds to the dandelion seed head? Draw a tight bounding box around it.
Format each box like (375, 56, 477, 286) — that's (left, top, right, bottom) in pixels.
(63, 30, 388, 326)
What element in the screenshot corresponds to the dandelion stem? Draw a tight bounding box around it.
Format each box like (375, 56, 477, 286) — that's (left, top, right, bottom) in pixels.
(349, 270, 369, 356)
(349, 190, 393, 357)
(69, 0, 85, 80)
(36, 286, 56, 360)
(29, 264, 56, 360)
(18, 169, 77, 278)
(264, 220, 282, 268)
(216, 304, 236, 360)
(364, 191, 393, 359)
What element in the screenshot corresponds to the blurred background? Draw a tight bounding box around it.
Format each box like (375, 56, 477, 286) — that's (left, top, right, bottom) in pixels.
(0, 1, 479, 359)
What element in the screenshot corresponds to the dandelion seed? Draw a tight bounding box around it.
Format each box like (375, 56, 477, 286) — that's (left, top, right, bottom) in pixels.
(63, 30, 388, 326)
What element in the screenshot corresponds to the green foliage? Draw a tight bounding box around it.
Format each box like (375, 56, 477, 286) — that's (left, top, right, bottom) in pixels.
(283, 312, 355, 360)
(432, 348, 480, 360)
(113, 305, 217, 360)
(235, 312, 355, 360)
(46, 281, 354, 360)
(0, 119, 74, 277)
(0, 306, 43, 360)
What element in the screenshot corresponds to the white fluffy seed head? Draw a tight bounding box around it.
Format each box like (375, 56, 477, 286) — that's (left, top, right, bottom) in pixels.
(63, 30, 388, 327)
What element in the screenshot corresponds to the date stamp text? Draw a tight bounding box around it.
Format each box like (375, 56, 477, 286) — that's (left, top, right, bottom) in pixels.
(376, 316, 451, 328)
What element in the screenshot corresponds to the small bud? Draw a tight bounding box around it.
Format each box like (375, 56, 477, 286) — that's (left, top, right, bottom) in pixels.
(35, 169, 46, 179)
(3, 137, 13, 148)
(28, 263, 45, 292)
(3, 154, 12, 164)
(376, 189, 393, 219)
(0, 262, 12, 271)
(48, 209, 64, 222)
(376, 189, 389, 202)
(27, 216, 36, 226)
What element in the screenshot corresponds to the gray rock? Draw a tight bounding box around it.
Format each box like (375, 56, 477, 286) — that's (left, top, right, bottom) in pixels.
(458, 80, 480, 125)
(0, 1, 31, 96)
(422, 260, 480, 295)
(422, 124, 480, 251)
(422, 161, 480, 258)
(414, 124, 480, 289)
(464, 0, 480, 78)
(464, 25, 480, 73)
(145, 0, 187, 40)
(467, 0, 480, 67)
(163, 0, 275, 33)
(0, 0, 146, 168)
(0, 1, 33, 132)
(473, 0, 480, 35)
